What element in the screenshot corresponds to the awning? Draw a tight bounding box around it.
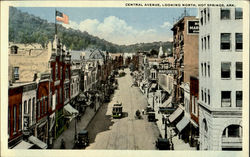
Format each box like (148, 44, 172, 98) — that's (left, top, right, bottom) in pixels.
(63, 104, 79, 121)
(168, 106, 183, 123)
(13, 140, 34, 149)
(160, 96, 172, 108)
(28, 136, 47, 149)
(190, 118, 199, 128)
(176, 115, 190, 132)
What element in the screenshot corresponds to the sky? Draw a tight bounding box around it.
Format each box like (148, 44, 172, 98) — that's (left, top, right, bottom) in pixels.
(18, 7, 198, 45)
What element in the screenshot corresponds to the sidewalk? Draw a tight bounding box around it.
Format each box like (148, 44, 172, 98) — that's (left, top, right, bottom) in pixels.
(155, 110, 196, 150)
(52, 105, 99, 149)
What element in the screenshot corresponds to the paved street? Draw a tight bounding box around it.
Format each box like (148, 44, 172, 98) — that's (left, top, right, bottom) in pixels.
(86, 68, 160, 150)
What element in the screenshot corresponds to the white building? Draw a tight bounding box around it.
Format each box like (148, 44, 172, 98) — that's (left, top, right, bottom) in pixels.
(198, 7, 243, 150)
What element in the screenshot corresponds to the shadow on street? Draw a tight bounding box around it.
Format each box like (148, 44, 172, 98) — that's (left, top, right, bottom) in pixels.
(86, 103, 114, 144)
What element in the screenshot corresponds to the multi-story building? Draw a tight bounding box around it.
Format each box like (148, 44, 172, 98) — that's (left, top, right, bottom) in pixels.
(198, 8, 243, 150)
(49, 35, 72, 138)
(171, 16, 199, 104)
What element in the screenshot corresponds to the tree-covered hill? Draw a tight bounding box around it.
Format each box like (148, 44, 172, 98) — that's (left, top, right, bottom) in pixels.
(9, 7, 172, 54)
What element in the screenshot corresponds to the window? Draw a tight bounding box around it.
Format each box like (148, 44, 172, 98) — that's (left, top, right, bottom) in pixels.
(221, 62, 231, 78)
(223, 125, 242, 138)
(228, 125, 241, 137)
(41, 98, 43, 115)
(236, 91, 242, 107)
(60, 88, 63, 104)
(13, 105, 16, 133)
(204, 8, 206, 23)
(45, 97, 47, 113)
(236, 62, 242, 78)
(201, 63, 203, 76)
(207, 35, 210, 49)
(13, 67, 19, 80)
(201, 88, 204, 101)
(55, 90, 58, 105)
(204, 37, 207, 50)
(38, 101, 40, 117)
(208, 89, 210, 105)
(221, 91, 231, 107)
(200, 10, 203, 25)
(235, 33, 242, 50)
(204, 63, 207, 76)
(65, 68, 69, 79)
(208, 62, 210, 77)
(235, 8, 243, 19)
(201, 38, 203, 50)
(24, 100, 27, 114)
(221, 33, 231, 50)
(60, 66, 63, 80)
(55, 63, 58, 80)
(207, 8, 210, 21)
(28, 99, 31, 114)
(32, 97, 35, 122)
(18, 104, 22, 131)
(221, 8, 230, 20)
(204, 89, 207, 103)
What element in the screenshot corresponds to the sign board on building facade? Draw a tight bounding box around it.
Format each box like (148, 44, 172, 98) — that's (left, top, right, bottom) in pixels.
(158, 69, 178, 75)
(187, 20, 199, 34)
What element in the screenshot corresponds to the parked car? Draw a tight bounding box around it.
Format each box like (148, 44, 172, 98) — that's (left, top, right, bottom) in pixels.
(147, 112, 156, 122)
(75, 130, 89, 148)
(155, 138, 170, 150)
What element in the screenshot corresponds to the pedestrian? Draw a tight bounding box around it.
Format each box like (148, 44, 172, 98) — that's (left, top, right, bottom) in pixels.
(60, 138, 65, 149)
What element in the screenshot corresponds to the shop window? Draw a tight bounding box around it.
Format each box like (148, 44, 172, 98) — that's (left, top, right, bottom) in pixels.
(236, 91, 242, 107)
(235, 33, 242, 50)
(24, 100, 27, 114)
(19, 103, 22, 131)
(221, 62, 231, 79)
(221, 33, 231, 50)
(235, 8, 243, 19)
(221, 91, 231, 107)
(13, 105, 16, 133)
(221, 8, 231, 20)
(236, 62, 242, 78)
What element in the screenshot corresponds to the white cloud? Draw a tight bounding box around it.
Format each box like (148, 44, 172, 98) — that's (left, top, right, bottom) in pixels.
(63, 16, 172, 45)
(160, 21, 172, 28)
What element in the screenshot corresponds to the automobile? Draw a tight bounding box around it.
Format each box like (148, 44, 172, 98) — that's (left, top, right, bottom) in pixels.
(76, 129, 89, 148)
(147, 112, 156, 122)
(155, 138, 170, 150)
(112, 103, 123, 118)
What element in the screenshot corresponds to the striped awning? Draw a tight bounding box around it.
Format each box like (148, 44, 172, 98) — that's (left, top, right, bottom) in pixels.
(168, 106, 183, 123)
(176, 115, 190, 132)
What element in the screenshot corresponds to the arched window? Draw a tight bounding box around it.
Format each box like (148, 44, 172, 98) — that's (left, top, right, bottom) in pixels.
(222, 125, 242, 138)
